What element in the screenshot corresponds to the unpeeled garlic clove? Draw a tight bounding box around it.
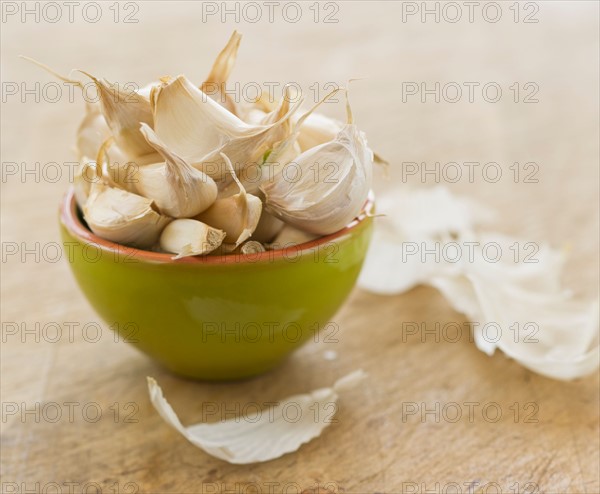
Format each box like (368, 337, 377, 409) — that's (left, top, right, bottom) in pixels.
(76, 102, 112, 160)
(295, 96, 388, 167)
(73, 158, 98, 209)
(268, 225, 319, 249)
(229, 89, 303, 194)
(150, 75, 252, 169)
(159, 219, 226, 259)
(261, 92, 373, 236)
(79, 71, 158, 159)
(296, 111, 343, 152)
(23, 58, 158, 163)
(237, 91, 277, 125)
(94, 137, 143, 195)
(83, 182, 171, 249)
(195, 153, 262, 246)
(151, 76, 300, 182)
(240, 240, 266, 255)
(251, 209, 284, 243)
(136, 124, 218, 218)
(239, 130, 301, 194)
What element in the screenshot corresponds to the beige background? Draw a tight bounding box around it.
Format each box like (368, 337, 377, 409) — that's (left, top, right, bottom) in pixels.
(1, 1, 598, 492)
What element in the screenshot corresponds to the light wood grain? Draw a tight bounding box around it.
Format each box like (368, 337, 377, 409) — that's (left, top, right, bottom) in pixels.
(1, 2, 598, 493)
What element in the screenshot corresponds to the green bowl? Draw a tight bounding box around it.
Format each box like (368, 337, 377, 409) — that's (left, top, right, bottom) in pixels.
(59, 188, 374, 380)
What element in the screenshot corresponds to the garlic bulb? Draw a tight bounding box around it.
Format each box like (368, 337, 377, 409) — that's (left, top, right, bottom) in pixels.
(83, 182, 171, 249)
(136, 124, 218, 218)
(201, 30, 242, 114)
(160, 219, 226, 259)
(261, 93, 373, 236)
(195, 154, 262, 246)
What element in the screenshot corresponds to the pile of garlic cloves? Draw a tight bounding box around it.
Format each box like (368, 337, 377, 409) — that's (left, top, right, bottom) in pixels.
(54, 31, 375, 258)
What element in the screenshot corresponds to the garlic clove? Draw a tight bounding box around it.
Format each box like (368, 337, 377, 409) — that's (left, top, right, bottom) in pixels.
(252, 209, 285, 243)
(23, 58, 159, 163)
(151, 76, 300, 182)
(237, 91, 277, 124)
(201, 30, 242, 114)
(76, 102, 112, 161)
(79, 71, 158, 159)
(83, 182, 171, 249)
(195, 153, 262, 246)
(76, 103, 147, 196)
(151, 75, 253, 167)
(222, 88, 303, 194)
(296, 111, 344, 152)
(238, 129, 302, 194)
(94, 137, 143, 195)
(239, 87, 342, 195)
(261, 91, 373, 236)
(159, 219, 226, 259)
(136, 124, 218, 218)
(73, 158, 99, 209)
(240, 240, 266, 255)
(268, 225, 319, 249)
(295, 96, 388, 167)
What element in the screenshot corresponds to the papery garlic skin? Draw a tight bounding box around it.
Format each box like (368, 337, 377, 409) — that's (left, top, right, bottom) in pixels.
(137, 124, 218, 218)
(147, 370, 366, 464)
(160, 219, 226, 259)
(83, 183, 171, 249)
(431, 233, 600, 381)
(261, 121, 373, 236)
(195, 154, 262, 246)
(358, 186, 495, 295)
(201, 30, 242, 114)
(358, 186, 599, 381)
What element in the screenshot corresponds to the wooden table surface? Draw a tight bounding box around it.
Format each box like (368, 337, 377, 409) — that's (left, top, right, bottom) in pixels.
(1, 2, 598, 493)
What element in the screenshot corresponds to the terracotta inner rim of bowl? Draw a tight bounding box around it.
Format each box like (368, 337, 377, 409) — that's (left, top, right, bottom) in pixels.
(60, 188, 375, 264)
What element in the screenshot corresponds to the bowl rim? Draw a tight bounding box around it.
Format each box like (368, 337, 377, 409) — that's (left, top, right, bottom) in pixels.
(60, 187, 374, 264)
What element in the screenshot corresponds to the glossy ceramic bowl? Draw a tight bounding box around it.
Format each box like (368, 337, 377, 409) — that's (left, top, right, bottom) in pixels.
(59, 188, 374, 380)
